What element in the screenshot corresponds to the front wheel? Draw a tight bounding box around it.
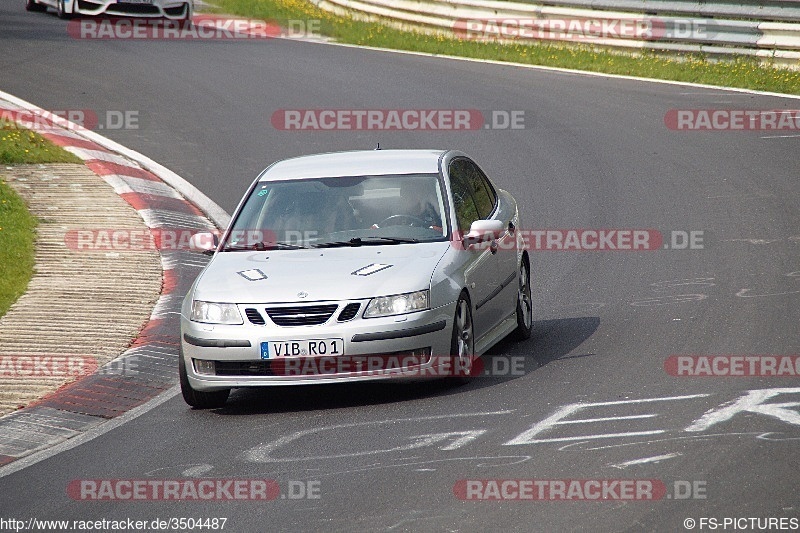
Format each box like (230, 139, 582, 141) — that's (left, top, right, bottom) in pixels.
(449, 293, 476, 384)
(179, 355, 230, 408)
(512, 258, 533, 340)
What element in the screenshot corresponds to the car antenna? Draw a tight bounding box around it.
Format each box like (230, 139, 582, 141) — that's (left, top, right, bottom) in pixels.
(375, 143, 381, 150)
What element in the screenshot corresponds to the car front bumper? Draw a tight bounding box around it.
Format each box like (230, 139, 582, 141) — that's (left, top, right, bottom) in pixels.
(72, 0, 190, 19)
(180, 301, 458, 391)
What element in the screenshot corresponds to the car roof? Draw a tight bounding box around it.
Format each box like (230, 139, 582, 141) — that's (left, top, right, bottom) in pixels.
(259, 149, 447, 181)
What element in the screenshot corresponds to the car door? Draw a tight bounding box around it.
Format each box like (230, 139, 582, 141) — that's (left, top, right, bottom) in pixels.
(448, 158, 517, 343)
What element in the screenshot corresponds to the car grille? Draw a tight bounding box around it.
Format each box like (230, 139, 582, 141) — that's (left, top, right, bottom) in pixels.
(337, 303, 361, 322)
(212, 352, 430, 377)
(244, 308, 265, 325)
(215, 360, 277, 376)
(163, 4, 186, 15)
(106, 4, 160, 14)
(264, 304, 338, 326)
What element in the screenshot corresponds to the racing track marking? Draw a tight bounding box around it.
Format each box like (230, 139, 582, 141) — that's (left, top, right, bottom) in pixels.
(504, 394, 710, 445)
(609, 453, 682, 469)
(242, 411, 514, 463)
(257, 456, 534, 480)
(234, 388, 800, 475)
(240, 389, 800, 464)
(685, 388, 800, 432)
(557, 432, 767, 451)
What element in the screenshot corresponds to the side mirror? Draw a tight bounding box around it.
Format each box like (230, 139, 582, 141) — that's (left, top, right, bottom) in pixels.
(462, 219, 504, 248)
(189, 231, 219, 255)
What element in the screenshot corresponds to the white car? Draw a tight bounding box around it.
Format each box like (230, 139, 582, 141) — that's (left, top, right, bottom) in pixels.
(26, 0, 192, 21)
(180, 149, 533, 408)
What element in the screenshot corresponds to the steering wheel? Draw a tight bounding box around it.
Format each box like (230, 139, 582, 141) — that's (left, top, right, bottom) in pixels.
(376, 214, 428, 228)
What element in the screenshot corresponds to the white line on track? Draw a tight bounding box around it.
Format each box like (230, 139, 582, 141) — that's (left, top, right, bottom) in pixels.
(278, 37, 800, 101)
(610, 452, 682, 469)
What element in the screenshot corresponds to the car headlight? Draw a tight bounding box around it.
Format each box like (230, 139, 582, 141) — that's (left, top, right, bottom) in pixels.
(363, 290, 429, 318)
(190, 301, 243, 325)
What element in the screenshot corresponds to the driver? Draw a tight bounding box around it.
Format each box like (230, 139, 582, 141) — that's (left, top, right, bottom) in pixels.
(397, 179, 441, 228)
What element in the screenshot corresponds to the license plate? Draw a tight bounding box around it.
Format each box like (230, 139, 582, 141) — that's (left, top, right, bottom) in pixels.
(261, 338, 344, 359)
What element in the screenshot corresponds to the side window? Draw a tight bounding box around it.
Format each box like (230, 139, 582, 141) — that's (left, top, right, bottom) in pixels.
(449, 160, 481, 233)
(462, 160, 496, 219)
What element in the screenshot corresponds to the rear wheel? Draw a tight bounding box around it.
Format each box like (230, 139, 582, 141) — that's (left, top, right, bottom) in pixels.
(26, 0, 47, 12)
(449, 293, 475, 384)
(179, 355, 230, 408)
(512, 258, 533, 340)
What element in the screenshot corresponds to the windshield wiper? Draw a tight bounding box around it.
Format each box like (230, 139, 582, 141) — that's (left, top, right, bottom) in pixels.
(362, 236, 420, 244)
(311, 239, 359, 249)
(313, 237, 420, 248)
(222, 241, 309, 251)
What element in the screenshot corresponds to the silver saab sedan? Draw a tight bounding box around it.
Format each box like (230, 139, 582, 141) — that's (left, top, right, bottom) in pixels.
(180, 149, 532, 408)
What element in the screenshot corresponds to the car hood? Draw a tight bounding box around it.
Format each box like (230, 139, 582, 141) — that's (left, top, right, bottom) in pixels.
(192, 242, 451, 303)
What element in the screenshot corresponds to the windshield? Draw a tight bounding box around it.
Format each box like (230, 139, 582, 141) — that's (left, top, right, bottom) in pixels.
(224, 174, 448, 250)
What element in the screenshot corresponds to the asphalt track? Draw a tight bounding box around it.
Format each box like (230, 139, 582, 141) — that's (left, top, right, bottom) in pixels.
(1, 4, 799, 532)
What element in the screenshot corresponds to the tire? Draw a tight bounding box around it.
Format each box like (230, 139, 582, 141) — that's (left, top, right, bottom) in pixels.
(26, 0, 47, 12)
(512, 257, 533, 340)
(56, 0, 73, 19)
(449, 292, 476, 384)
(179, 355, 230, 408)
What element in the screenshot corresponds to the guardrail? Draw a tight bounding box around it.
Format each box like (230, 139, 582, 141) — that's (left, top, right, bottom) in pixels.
(311, 0, 800, 69)
(526, 0, 800, 23)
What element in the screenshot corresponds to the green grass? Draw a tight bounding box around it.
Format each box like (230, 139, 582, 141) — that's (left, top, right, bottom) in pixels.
(0, 119, 82, 164)
(0, 121, 80, 317)
(0, 179, 37, 318)
(211, 0, 800, 95)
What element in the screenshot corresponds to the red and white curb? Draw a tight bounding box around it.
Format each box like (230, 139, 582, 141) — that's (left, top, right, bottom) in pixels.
(0, 94, 228, 471)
